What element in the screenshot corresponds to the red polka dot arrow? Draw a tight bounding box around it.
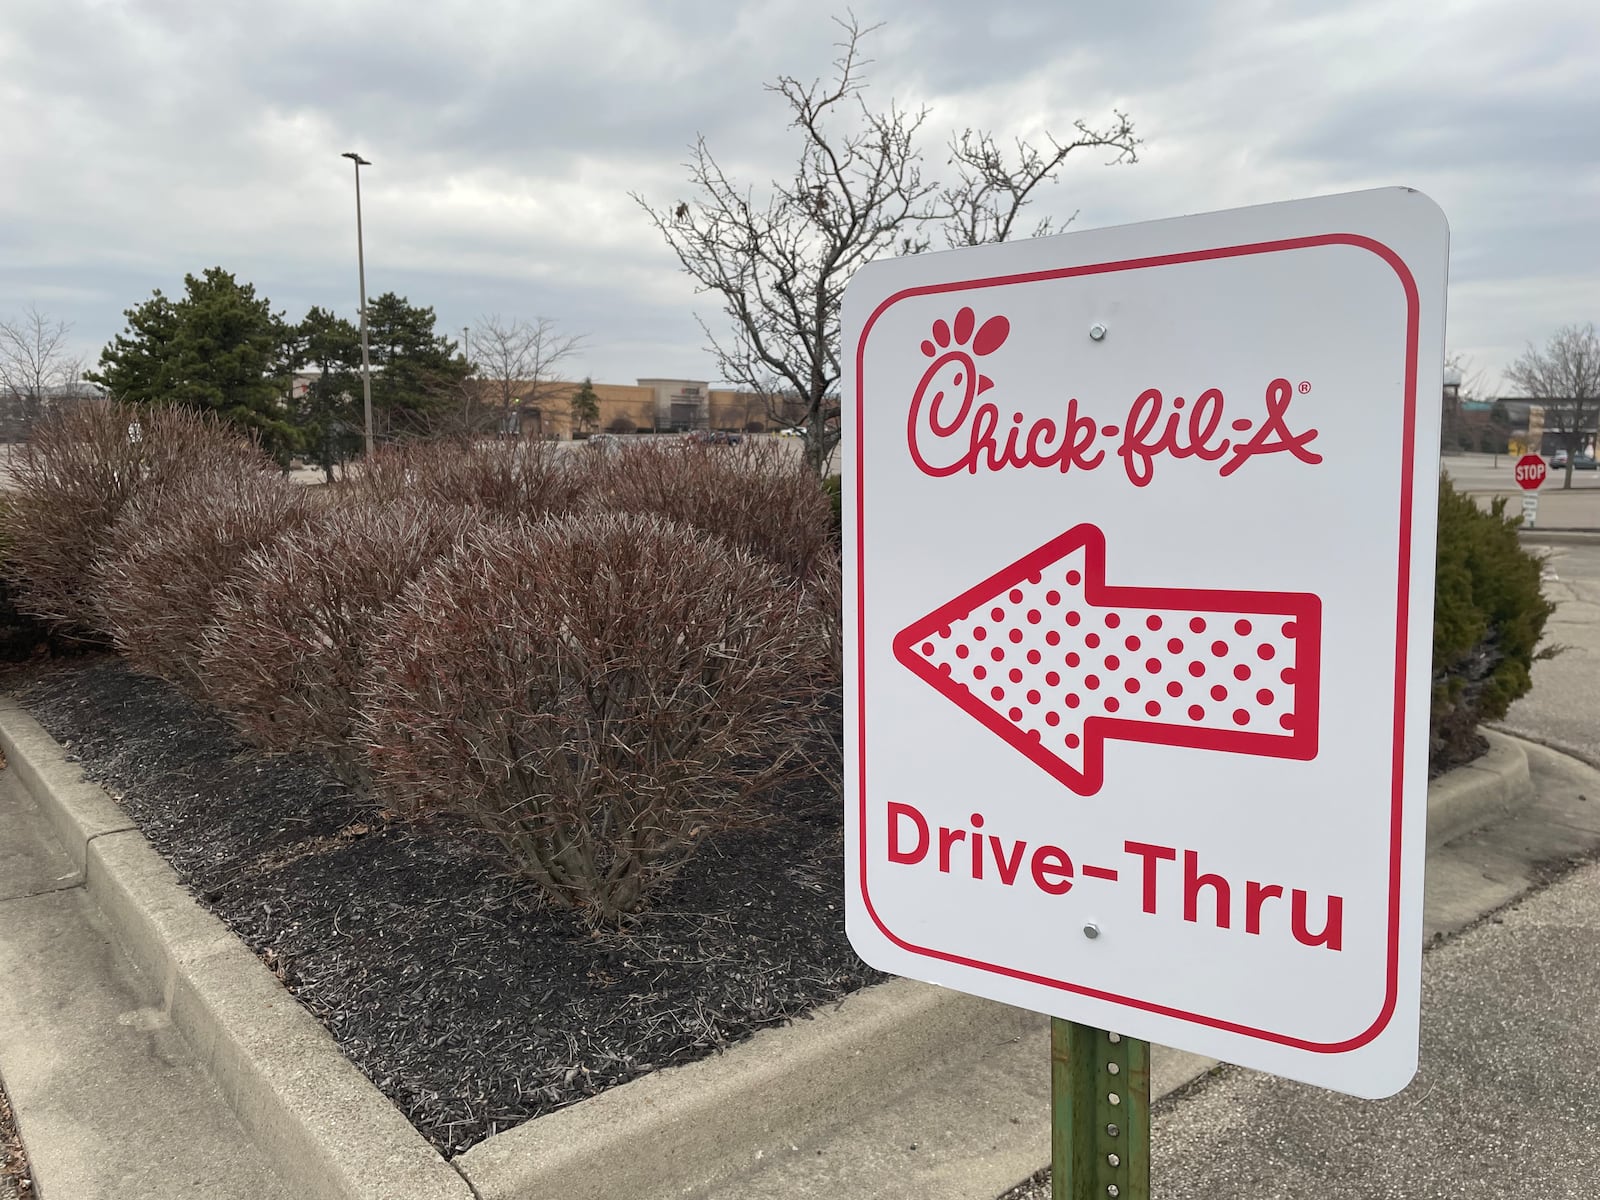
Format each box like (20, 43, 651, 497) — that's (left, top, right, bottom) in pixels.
(893, 524, 1322, 796)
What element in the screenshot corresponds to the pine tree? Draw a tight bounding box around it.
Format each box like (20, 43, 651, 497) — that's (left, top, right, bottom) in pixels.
(88, 267, 299, 463)
(365, 293, 469, 436)
(570, 377, 600, 434)
(289, 306, 363, 480)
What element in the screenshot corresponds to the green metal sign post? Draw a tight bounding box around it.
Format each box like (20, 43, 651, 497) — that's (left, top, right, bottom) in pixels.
(1051, 1019, 1150, 1200)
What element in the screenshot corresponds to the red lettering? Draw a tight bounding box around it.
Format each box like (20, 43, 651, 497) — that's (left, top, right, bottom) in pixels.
(1058, 399, 1104, 472)
(1024, 417, 1062, 464)
(973, 404, 1003, 473)
(1183, 849, 1231, 929)
(887, 802, 929, 864)
(1125, 840, 1177, 913)
(938, 825, 965, 873)
(989, 835, 1026, 885)
(1219, 378, 1321, 476)
(1119, 389, 1235, 486)
(1186, 388, 1229, 461)
(1291, 890, 1343, 950)
(1030, 846, 1075, 895)
(1245, 880, 1284, 935)
(1118, 388, 1162, 486)
(908, 374, 1318, 486)
(884, 806, 1081, 898)
(906, 352, 979, 477)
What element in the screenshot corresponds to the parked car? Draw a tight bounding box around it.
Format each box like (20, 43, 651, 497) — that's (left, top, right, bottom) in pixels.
(776, 426, 804, 438)
(1549, 450, 1597, 470)
(684, 429, 742, 446)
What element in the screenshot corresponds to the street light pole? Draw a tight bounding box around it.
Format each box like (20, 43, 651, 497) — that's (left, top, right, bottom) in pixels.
(342, 151, 375, 459)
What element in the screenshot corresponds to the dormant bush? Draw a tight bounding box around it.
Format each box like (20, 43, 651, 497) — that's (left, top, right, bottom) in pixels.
(801, 551, 844, 790)
(93, 470, 313, 692)
(360, 512, 821, 921)
(348, 438, 587, 518)
(587, 439, 833, 581)
(199, 496, 488, 785)
(0, 495, 81, 662)
(2, 400, 269, 635)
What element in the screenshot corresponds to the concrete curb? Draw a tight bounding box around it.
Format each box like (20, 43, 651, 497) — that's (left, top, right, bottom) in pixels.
(0, 697, 133, 877)
(457, 980, 1038, 1200)
(0, 694, 1540, 1200)
(1426, 729, 1532, 851)
(0, 699, 473, 1200)
(1518, 528, 1600, 545)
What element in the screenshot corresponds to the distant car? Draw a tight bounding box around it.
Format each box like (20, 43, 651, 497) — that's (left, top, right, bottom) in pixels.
(684, 430, 742, 446)
(1548, 450, 1597, 470)
(777, 426, 805, 438)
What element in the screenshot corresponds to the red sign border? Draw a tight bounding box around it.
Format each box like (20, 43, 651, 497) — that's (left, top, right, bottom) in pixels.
(852, 232, 1421, 1054)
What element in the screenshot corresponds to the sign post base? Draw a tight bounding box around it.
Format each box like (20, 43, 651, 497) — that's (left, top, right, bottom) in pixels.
(1052, 1019, 1150, 1199)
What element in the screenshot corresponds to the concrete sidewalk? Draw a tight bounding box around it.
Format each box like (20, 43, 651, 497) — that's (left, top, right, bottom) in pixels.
(0, 768, 293, 1200)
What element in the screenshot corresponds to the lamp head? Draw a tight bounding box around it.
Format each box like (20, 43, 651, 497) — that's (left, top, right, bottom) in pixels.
(342, 152, 371, 166)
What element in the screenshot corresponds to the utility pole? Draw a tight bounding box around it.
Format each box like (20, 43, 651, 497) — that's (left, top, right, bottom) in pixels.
(342, 151, 375, 458)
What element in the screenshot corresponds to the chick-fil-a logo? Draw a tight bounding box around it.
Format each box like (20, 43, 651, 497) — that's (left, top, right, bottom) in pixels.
(906, 307, 1322, 487)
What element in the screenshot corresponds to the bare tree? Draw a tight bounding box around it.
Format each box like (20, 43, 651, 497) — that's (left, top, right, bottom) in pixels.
(1441, 351, 1495, 453)
(0, 307, 83, 436)
(634, 15, 1138, 475)
(471, 315, 586, 438)
(1506, 323, 1600, 489)
(940, 121, 1138, 248)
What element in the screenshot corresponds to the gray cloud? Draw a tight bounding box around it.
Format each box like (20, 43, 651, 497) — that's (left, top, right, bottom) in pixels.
(2, 0, 1595, 391)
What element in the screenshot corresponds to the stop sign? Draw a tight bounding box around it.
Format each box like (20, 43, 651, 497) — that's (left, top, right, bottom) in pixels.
(1515, 454, 1547, 490)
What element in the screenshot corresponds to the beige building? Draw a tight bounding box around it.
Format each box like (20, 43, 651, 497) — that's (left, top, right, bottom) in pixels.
(505, 378, 804, 439)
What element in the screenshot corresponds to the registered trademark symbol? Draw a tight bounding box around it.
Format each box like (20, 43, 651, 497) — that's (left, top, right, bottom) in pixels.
(1298, 381, 1312, 394)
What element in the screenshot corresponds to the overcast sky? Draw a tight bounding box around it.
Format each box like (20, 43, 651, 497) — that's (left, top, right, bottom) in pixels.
(2, 0, 1594, 395)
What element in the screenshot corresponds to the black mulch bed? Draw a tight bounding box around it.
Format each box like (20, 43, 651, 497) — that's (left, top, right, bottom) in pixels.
(15, 657, 882, 1156)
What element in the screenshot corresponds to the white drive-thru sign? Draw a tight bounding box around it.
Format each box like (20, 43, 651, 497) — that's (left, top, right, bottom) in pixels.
(842, 188, 1448, 1099)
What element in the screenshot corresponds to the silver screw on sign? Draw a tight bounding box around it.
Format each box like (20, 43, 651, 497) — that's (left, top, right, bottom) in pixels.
(1083, 922, 1100, 939)
(1089, 322, 1108, 341)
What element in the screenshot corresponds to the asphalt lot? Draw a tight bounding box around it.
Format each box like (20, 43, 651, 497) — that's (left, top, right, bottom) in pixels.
(1442, 451, 1600, 493)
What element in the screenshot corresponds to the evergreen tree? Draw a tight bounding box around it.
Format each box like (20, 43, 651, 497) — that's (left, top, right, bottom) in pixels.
(289, 306, 363, 481)
(89, 268, 298, 462)
(365, 292, 469, 435)
(570, 376, 600, 434)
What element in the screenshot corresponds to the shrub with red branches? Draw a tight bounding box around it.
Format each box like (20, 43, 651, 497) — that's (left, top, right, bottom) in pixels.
(348, 438, 588, 519)
(360, 512, 822, 921)
(2, 401, 271, 636)
(800, 551, 844, 789)
(198, 496, 489, 785)
(587, 439, 832, 581)
(93, 470, 314, 692)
